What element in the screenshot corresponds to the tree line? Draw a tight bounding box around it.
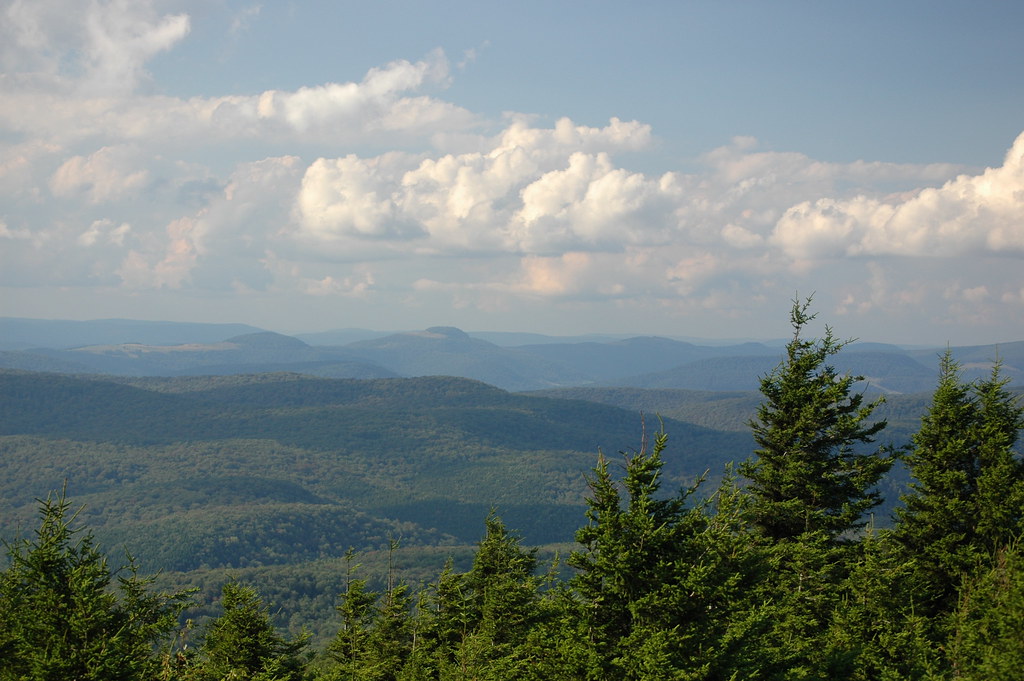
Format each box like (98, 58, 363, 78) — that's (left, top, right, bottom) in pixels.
(2, 300, 1022, 680)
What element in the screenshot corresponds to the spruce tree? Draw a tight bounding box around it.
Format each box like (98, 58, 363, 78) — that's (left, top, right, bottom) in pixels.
(823, 528, 944, 680)
(894, 350, 980, 610)
(324, 550, 379, 679)
(736, 299, 893, 680)
(947, 542, 1024, 680)
(411, 559, 469, 677)
(568, 426, 748, 679)
(0, 490, 192, 681)
(972, 361, 1024, 552)
(417, 513, 546, 680)
(196, 580, 309, 681)
(740, 297, 892, 543)
(321, 543, 418, 681)
(363, 541, 414, 681)
(894, 352, 1024, 618)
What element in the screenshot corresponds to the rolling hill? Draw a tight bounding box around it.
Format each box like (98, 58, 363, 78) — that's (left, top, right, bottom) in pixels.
(3, 316, 1022, 393)
(0, 370, 751, 564)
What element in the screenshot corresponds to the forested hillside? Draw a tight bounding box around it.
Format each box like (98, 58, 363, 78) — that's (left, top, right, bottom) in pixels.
(3, 301, 1021, 680)
(1, 370, 752, 551)
(0, 368, 752, 643)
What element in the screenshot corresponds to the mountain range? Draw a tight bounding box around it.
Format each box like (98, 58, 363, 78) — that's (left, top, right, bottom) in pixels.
(2, 315, 1022, 641)
(2, 317, 1021, 393)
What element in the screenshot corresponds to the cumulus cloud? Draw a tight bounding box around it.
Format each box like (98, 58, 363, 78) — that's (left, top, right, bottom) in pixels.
(512, 152, 671, 252)
(78, 218, 131, 246)
(0, 219, 32, 240)
(0, 48, 475, 150)
(1, 0, 189, 93)
(512, 252, 607, 297)
(292, 117, 660, 256)
(773, 132, 1024, 260)
(297, 155, 424, 242)
(1, 8, 1021, 341)
(89, 113, 1009, 322)
(116, 215, 200, 289)
(283, 122, 989, 290)
(50, 145, 150, 203)
(303, 271, 375, 298)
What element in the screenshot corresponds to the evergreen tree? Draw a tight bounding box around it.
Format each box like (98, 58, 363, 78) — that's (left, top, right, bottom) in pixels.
(947, 542, 1024, 680)
(413, 513, 547, 680)
(0, 489, 192, 681)
(323, 550, 379, 680)
(894, 352, 1024, 618)
(362, 541, 414, 681)
(971, 361, 1024, 552)
(894, 351, 983, 616)
(410, 559, 469, 678)
(740, 297, 892, 543)
(457, 513, 544, 679)
(568, 426, 753, 679)
(196, 580, 309, 681)
(823, 528, 944, 680)
(735, 299, 895, 680)
(321, 543, 417, 681)
(361, 582, 413, 681)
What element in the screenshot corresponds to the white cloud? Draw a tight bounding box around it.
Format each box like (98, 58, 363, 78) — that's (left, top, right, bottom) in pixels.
(511, 252, 601, 297)
(291, 117, 663, 257)
(297, 155, 424, 242)
(0, 49, 475, 151)
(78, 218, 130, 246)
(721, 223, 764, 249)
(0, 15, 1020, 343)
(217, 119, 1024, 326)
(50, 145, 150, 203)
(773, 132, 1024, 260)
(254, 49, 469, 138)
(282, 121, 976, 290)
(229, 4, 260, 36)
(513, 154, 678, 253)
(303, 271, 375, 298)
(1, 0, 189, 93)
(0, 219, 33, 240)
(116, 215, 199, 289)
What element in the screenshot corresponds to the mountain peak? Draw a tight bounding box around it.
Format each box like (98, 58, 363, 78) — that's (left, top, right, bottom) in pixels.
(422, 326, 470, 340)
(225, 332, 309, 349)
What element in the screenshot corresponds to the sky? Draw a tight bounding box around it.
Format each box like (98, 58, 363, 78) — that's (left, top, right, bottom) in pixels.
(2, 0, 1024, 345)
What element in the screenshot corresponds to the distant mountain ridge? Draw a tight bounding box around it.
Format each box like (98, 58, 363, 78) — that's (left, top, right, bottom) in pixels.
(0, 317, 264, 350)
(1, 317, 1021, 392)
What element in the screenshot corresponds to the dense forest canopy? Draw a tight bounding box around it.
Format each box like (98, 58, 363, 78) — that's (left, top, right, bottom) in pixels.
(2, 301, 1023, 679)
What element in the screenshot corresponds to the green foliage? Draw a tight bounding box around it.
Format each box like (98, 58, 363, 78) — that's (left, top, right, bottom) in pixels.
(324, 550, 379, 677)
(741, 298, 893, 542)
(322, 543, 415, 681)
(948, 543, 1024, 680)
(971, 362, 1024, 551)
(894, 352, 1024, 618)
(568, 428, 764, 680)
(318, 516, 552, 680)
(530, 385, 765, 433)
(824, 529, 945, 681)
(5, 306, 1024, 680)
(0, 489, 192, 681)
(191, 580, 310, 681)
(0, 371, 732, 554)
(406, 514, 551, 680)
(730, 299, 907, 679)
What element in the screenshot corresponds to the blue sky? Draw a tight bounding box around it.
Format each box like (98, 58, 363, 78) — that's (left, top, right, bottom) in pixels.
(2, 0, 1023, 344)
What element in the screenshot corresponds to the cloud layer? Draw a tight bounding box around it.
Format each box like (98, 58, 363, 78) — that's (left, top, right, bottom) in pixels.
(2, 0, 1023, 342)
